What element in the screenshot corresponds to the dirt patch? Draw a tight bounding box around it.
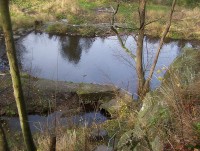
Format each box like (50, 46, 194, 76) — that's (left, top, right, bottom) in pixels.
(0, 75, 118, 116)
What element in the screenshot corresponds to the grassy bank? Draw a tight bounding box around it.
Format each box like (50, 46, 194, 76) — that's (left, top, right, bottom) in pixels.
(0, 73, 138, 150)
(0, 0, 199, 39)
(107, 48, 200, 150)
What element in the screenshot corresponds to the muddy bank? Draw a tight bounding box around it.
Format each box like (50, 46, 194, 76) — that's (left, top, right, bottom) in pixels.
(0, 74, 133, 117)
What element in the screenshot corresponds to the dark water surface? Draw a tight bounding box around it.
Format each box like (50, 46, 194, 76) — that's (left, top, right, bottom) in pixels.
(18, 32, 196, 95)
(2, 111, 107, 132)
(1, 32, 199, 132)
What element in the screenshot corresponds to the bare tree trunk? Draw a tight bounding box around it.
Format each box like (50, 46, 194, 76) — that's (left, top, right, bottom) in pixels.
(0, 0, 36, 150)
(142, 0, 177, 95)
(0, 122, 9, 151)
(110, 0, 176, 99)
(136, 0, 146, 98)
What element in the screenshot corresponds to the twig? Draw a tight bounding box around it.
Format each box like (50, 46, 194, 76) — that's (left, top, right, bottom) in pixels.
(111, 4, 119, 26)
(110, 4, 136, 61)
(144, 17, 162, 27)
(143, 0, 177, 90)
(114, 25, 139, 31)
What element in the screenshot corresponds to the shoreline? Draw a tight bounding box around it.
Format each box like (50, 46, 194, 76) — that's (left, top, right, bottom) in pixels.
(1, 21, 200, 41)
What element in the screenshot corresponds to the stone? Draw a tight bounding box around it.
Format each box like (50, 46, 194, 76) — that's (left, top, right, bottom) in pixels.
(17, 28, 25, 34)
(26, 28, 34, 32)
(94, 145, 113, 151)
(77, 84, 117, 104)
(89, 129, 108, 141)
(13, 35, 20, 40)
(117, 90, 165, 151)
(61, 19, 68, 23)
(118, 88, 133, 101)
(99, 98, 128, 118)
(100, 99, 121, 111)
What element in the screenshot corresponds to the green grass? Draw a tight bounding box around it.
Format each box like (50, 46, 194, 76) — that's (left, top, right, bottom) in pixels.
(11, 0, 42, 9)
(79, 0, 99, 10)
(1, 0, 199, 39)
(147, 4, 169, 11)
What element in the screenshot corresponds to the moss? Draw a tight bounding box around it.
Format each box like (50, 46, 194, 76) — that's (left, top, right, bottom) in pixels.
(4, 104, 17, 116)
(45, 23, 69, 34)
(163, 48, 200, 86)
(67, 15, 85, 24)
(168, 30, 184, 40)
(20, 72, 30, 79)
(102, 119, 131, 138)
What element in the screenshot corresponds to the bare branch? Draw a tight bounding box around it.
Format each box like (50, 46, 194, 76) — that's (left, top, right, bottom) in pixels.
(111, 3, 119, 26)
(144, 0, 177, 89)
(145, 17, 162, 27)
(114, 25, 139, 31)
(111, 27, 136, 61)
(110, 3, 136, 61)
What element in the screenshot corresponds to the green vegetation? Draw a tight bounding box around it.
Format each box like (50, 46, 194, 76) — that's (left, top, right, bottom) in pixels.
(116, 48, 200, 150)
(1, 1, 200, 150)
(0, 0, 199, 39)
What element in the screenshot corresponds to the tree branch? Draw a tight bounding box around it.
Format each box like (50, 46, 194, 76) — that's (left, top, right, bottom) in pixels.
(110, 3, 136, 61)
(111, 4, 119, 26)
(111, 27, 136, 61)
(145, 17, 162, 27)
(114, 25, 139, 31)
(144, 0, 177, 90)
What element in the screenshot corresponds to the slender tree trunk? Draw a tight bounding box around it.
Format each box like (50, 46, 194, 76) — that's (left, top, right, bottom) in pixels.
(136, 0, 146, 98)
(0, 122, 9, 151)
(110, 0, 176, 99)
(0, 0, 36, 150)
(142, 0, 177, 95)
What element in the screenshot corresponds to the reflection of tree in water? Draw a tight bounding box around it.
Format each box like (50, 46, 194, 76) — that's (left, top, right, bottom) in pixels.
(145, 36, 200, 56)
(59, 36, 95, 64)
(0, 40, 25, 72)
(145, 36, 160, 44)
(0, 42, 8, 72)
(177, 39, 200, 49)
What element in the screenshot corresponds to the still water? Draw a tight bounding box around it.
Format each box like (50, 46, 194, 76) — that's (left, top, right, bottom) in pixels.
(0, 32, 198, 132)
(1, 111, 107, 132)
(17, 32, 195, 95)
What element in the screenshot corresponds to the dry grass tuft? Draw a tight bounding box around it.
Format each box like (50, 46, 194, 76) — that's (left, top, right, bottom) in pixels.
(160, 70, 200, 148)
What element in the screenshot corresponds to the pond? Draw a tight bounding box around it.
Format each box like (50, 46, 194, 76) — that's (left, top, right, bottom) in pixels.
(1, 111, 107, 133)
(0, 32, 199, 132)
(15, 32, 196, 95)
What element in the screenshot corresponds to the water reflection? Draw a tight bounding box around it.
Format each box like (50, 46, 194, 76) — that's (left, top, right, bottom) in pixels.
(0, 40, 25, 72)
(0, 41, 6, 71)
(0, 32, 199, 95)
(59, 36, 95, 64)
(1, 111, 107, 132)
(145, 36, 200, 49)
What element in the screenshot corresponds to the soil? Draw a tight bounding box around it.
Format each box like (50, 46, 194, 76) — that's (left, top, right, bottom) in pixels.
(0, 74, 118, 116)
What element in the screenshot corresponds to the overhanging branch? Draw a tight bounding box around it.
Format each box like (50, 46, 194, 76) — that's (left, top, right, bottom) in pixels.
(144, 0, 177, 88)
(110, 3, 136, 61)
